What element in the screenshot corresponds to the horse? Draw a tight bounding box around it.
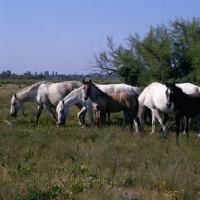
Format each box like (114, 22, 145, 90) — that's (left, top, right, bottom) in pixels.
(94, 82, 141, 123)
(165, 82, 200, 140)
(137, 82, 199, 137)
(56, 82, 141, 127)
(82, 79, 142, 132)
(10, 81, 87, 126)
(56, 86, 93, 126)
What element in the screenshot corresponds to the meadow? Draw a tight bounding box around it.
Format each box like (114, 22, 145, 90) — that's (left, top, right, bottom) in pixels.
(0, 81, 200, 200)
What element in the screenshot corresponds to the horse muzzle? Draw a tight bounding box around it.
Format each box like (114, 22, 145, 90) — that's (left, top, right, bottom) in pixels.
(10, 112, 17, 117)
(166, 102, 171, 108)
(57, 120, 65, 126)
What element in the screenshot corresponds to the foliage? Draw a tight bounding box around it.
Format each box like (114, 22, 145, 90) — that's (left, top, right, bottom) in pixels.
(90, 17, 200, 86)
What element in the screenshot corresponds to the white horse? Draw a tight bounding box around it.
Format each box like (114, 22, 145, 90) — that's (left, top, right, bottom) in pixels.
(10, 81, 86, 126)
(56, 86, 93, 126)
(95, 83, 136, 94)
(137, 82, 200, 136)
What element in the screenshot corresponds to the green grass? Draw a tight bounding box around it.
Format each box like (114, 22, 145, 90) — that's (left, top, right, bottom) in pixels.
(0, 83, 200, 199)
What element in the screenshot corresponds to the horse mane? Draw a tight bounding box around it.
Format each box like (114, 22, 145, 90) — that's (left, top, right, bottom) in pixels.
(91, 82, 106, 95)
(173, 84, 184, 94)
(16, 81, 48, 97)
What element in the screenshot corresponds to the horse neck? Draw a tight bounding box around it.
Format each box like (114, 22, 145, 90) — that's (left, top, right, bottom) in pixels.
(64, 87, 85, 108)
(16, 89, 32, 103)
(90, 85, 105, 103)
(172, 89, 189, 108)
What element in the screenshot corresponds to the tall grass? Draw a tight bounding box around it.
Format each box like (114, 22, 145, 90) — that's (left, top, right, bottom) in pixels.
(0, 83, 200, 199)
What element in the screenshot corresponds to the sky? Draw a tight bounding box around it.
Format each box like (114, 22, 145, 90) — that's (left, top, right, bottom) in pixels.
(0, 0, 200, 75)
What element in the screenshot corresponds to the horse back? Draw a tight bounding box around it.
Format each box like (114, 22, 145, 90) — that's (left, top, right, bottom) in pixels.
(105, 92, 137, 112)
(188, 94, 200, 115)
(47, 81, 83, 106)
(176, 93, 200, 116)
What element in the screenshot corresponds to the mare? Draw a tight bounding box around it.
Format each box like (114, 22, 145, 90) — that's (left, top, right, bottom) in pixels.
(56, 86, 93, 126)
(82, 79, 142, 132)
(165, 82, 200, 140)
(137, 82, 199, 137)
(10, 81, 87, 126)
(56, 82, 141, 127)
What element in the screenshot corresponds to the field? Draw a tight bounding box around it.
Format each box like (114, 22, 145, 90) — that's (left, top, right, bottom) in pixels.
(0, 82, 200, 200)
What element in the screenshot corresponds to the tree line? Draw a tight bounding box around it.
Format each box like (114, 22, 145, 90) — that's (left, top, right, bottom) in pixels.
(89, 17, 200, 87)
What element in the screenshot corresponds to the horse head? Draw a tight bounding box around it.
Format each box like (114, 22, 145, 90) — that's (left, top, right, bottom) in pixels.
(10, 94, 21, 117)
(165, 82, 176, 107)
(83, 78, 92, 100)
(56, 99, 69, 125)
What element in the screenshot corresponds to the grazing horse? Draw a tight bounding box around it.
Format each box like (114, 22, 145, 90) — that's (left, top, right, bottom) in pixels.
(137, 82, 199, 137)
(56, 86, 93, 126)
(10, 81, 86, 126)
(82, 79, 142, 132)
(165, 82, 200, 140)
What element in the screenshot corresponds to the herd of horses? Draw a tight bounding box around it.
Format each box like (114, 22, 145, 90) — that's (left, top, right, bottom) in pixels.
(10, 78, 200, 141)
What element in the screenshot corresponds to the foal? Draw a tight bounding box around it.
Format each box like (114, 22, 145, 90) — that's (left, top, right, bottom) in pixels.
(83, 79, 142, 132)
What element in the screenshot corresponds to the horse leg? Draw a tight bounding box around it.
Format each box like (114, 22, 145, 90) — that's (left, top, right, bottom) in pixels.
(75, 103, 85, 125)
(175, 113, 181, 141)
(136, 105, 146, 133)
(183, 116, 189, 137)
(77, 107, 87, 127)
(151, 110, 156, 134)
(107, 112, 110, 125)
(128, 110, 142, 133)
(129, 113, 134, 131)
(195, 114, 200, 138)
(152, 109, 168, 137)
(86, 105, 93, 127)
(122, 110, 129, 130)
(35, 105, 44, 126)
(134, 116, 142, 133)
(44, 105, 58, 123)
(95, 110, 100, 126)
(101, 110, 107, 126)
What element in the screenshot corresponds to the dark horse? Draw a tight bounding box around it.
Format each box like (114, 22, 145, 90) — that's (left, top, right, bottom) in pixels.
(83, 79, 142, 132)
(165, 82, 200, 141)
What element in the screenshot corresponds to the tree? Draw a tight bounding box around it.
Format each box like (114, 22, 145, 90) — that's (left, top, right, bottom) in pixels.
(89, 17, 200, 86)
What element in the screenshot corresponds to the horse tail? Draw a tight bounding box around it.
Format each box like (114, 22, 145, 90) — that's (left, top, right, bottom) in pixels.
(134, 95, 139, 114)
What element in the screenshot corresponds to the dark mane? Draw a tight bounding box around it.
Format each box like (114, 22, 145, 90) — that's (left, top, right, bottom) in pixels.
(174, 85, 184, 94)
(92, 82, 106, 95)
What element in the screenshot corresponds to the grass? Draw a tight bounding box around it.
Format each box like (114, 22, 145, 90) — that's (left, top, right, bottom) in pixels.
(0, 83, 200, 199)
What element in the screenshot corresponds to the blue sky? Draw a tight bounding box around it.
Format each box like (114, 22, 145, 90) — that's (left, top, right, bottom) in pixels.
(0, 0, 200, 75)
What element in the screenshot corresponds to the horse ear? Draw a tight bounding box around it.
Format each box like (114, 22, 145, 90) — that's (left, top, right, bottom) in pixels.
(14, 94, 17, 99)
